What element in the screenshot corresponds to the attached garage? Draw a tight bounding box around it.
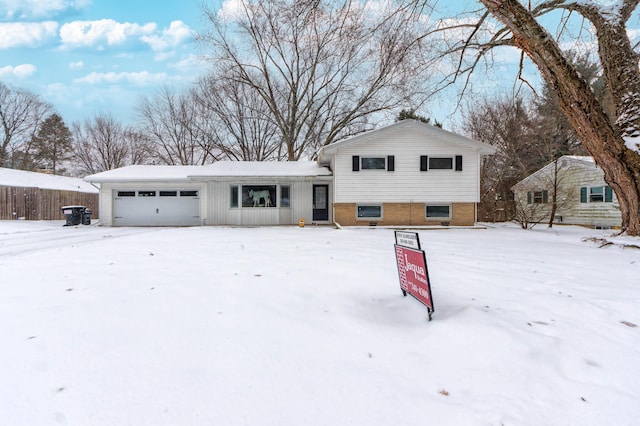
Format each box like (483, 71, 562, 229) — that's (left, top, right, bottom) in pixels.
(113, 189, 200, 226)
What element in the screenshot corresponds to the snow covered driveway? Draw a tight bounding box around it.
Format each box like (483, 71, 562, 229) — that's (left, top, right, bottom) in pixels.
(1, 221, 639, 425)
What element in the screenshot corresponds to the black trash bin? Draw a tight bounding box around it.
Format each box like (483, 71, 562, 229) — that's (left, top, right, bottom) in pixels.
(82, 208, 92, 225)
(61, 205, 86, 226)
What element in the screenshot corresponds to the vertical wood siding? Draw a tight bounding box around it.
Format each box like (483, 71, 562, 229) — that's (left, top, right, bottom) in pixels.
(0, 186, 99, 220)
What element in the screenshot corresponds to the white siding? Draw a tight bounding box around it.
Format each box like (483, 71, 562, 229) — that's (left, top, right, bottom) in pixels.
(332, 126, 482, 203)
(205, 178, 332, 225)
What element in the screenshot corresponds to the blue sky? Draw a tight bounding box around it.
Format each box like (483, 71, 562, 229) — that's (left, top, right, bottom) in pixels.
(1, 0, 222, 125)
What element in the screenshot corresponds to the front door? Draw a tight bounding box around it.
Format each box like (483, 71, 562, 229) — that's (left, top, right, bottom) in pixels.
(313, 184, 329, 221)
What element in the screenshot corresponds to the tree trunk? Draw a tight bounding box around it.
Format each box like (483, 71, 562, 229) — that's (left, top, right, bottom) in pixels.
(480, 0, 640, 235)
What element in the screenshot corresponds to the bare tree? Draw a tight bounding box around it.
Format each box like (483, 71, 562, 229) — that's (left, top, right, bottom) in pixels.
(199, 0, 433, 160)
(414, 0, 640, 235)
(136, 86, 217, 165)
(194, 75, 281, 161)
(0, 82, 53, 169)
(72, 113, 150, 175)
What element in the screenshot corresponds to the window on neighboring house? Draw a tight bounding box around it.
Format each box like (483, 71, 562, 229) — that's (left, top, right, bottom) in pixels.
(357, 205, 382, 219)
(580, 186, 613, 203)
(280, 185, 291, 208)
(527, 190, 549, 204)
(426, 205, 451, 218)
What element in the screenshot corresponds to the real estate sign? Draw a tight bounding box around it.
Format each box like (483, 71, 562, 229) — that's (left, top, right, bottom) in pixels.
(394, 231, 434, 320)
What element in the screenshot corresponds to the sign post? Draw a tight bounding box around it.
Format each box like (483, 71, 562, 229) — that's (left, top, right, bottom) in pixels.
(394, 231, 434, 321)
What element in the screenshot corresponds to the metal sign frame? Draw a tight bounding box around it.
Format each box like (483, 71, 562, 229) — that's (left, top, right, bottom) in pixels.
(394, 231, 434, 321)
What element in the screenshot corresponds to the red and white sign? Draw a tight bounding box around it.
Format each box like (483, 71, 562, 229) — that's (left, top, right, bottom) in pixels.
(394, 244, 434, 313)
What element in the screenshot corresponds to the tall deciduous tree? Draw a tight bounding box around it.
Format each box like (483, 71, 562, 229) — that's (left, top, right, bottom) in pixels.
(31, 113, 73, 174)
(420, 0, 640, 235)
(72, 113, 151, 175)
(199, 0, 433, 160)
(0, 82, 52, 169)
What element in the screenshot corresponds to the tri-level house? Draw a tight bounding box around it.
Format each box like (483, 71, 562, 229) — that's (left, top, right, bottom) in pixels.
(85, 120, 495, 227)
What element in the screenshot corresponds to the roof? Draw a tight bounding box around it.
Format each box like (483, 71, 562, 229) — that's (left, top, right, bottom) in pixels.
(84, 161, 332, 183)
(512, 155, 597, 190)
(317, 119, 497, 163)
(0, 167, 98, 193)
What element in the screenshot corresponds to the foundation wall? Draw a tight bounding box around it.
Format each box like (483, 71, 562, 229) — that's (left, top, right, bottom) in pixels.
(334, 202, 476, 226)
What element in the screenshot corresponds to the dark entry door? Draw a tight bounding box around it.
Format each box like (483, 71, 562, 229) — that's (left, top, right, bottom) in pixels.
(313, 184, 329, 221)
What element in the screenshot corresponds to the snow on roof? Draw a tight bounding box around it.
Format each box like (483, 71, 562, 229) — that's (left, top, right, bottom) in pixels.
(0, 167, 98, 193)
(190, 161, 332, 177)
(84, 162, 332, 183)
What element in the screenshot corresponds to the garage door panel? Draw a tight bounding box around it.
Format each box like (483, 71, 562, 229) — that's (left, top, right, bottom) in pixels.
(114, 189, 200, 226)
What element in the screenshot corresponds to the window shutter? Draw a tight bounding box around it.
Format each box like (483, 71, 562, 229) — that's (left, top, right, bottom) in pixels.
(420, 155, 428, 171)
(605, 186, 613, 202)
(542, 190, 549, 203)
(352, 155, 360, 171)
(455, 155, 463, 171)
(527, 191, 532, 204)
(387, 155, 395, 171)
(580, 187, 587, 203)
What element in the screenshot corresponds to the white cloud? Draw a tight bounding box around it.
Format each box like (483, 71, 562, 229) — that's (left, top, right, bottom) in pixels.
(0, 21, 58, 49)
(218, 0, 249, 22)
(68, 61, 84, 70)
(0, 0, 90, 20)
(59, 19, 157, 49)
(73, 71, 169, 86)
(141, 20, 193, 52)
(0, 63, 37, 78)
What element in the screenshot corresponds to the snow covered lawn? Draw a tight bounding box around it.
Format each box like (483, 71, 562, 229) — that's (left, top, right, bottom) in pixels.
(1, 221, 639, 425)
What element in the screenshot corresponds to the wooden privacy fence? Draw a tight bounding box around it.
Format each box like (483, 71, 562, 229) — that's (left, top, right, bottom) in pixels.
(0, 186, 99, 221)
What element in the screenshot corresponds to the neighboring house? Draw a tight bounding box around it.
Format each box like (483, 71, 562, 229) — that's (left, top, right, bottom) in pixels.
(316, 119, 496, 226)
(511, 155, 621, 228)
(0, 167, 99, 220)
(85, 120, 495, 227)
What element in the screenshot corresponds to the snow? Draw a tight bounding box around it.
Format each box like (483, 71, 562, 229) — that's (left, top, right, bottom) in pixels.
(85, 162, 332, 183)
(0, 167, 98, 193)
(1, 221, 639, 425)
(624, 135, 640, 153)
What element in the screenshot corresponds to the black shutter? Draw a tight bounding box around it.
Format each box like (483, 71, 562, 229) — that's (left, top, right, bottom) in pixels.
(527, 191, 532, 204)
(420, 155, 428, 171)
(605, 186, 613, 202)
(580, 187, 587, 203)
(455, 155, 463, 171)
(352, 155, 360, 171)
(387, 155, 395, 171)
(542, 190, 549, 203)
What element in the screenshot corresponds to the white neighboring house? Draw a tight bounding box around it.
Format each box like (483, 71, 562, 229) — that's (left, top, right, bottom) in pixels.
(317, 119, 496, 226)
(511, 156, 621, 228)
(84, 120, 495, 227)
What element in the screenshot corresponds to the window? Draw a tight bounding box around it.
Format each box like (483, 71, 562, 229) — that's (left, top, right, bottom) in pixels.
(242, 185, 277, 208)
(429, 157, 453, 170)
(159, 191, 177, 197)
(580, 186, 613, 203)
(426, 205, 450, 218)
(361, 157, 386, 169)
(117, 191, 135, 197)
(527, 190, 548, 204)
(357, 205, 382, 219)
(352, 155, 394, 171)
(280, 185, 291, 208)
(230, 186, 239, 208)
(180, 190, 198, 197)
(138, 191, 156, 197)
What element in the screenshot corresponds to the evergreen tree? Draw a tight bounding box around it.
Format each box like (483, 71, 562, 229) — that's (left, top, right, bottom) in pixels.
(31, 113, 73, 174)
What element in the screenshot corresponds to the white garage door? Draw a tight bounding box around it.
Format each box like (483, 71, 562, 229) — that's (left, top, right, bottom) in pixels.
(113, 189, 200, 226)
